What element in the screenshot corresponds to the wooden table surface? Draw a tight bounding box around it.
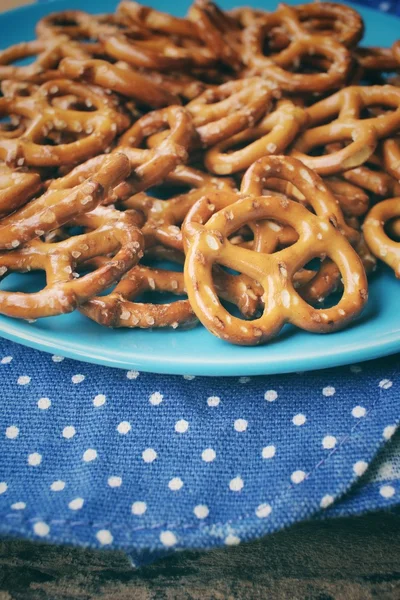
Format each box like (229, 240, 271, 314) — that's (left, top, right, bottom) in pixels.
(1, 1, 400, 598)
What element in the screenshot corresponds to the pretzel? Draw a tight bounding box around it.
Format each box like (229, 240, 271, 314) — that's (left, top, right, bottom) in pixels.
(294, 2, 364, 48)
(364, 198, 400, 277)
(60, 57, 180, 108)
(292, 85, 400, 175)
(354, 47, 400, 72)
(0, 153, 130, 250)
(183, 165, 367, 346)
(0, 206, 143, 319)
(382, 138, 400, 181)
(118, 1, 198, 39)
(242, 4, 351, 93)
(0, 79, 129, 167)
(132, 68, 207, 101)
(0, 165, 42, 219)
(187, 0, 242, 71)
(204, 99, 307, 175)
(394, 41, 400, 65)
(0, 40, 62, 83)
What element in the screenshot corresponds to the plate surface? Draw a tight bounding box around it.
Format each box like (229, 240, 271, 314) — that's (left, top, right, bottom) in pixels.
(0, 0, 399, 375)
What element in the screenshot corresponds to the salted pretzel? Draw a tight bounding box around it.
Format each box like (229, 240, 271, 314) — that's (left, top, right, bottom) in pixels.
(0, 153, 130, 250)
(204, 99, 307, 175)
(393, 41, 400, 65)
(354, 47, 400, 72)
(0, 40, 63, 83)
(364, 199, 400, 277)
(183, 162, 367, 345)
(118, 1, 198, 39)
(382, 138, 400, 181)
(60, 57, 180, 108)
(133, 68, 207, 102)
(0, 165, 42, 219)
(36, 10, 94, 40)
(242, 4, 351, 93)
(294, 2, 364, 48)
(0, 206, 143, 320)
(292, 85, 400, 175)
(187, 0, 242, 71)
(0, 79, 129, 167)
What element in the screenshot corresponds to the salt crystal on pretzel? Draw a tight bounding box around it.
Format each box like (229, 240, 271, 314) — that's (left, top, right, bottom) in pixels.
(0, 153, 130, 250)
(0, 165, 42, 219)
(0, 206, 143, 320)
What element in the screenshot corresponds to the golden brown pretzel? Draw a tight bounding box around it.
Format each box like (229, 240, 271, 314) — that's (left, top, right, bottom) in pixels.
(294, 2, 364, 48)
(364, 198, 400, 276)
(292, 85, 400, 175)
(0, 79, 129, 167)
(242, 4, 351, 93)
(118, 1, 198, 39)
(0, 206, 143, 320)
(0, 165, 42, 219)
(204, 99, 307, 175)
(382, 137, 400, 181)
(36, 10, 93, 40)
(0, 153, 130, 250)
(183, 181, 367, 344)
(354, 47, 400, 72)
(393, 40, 400, 65)
(0, 40, 63, 83)
(187, 0, 242, 71)
(131, 68, 207, 102)
(59, 57, 180, 108)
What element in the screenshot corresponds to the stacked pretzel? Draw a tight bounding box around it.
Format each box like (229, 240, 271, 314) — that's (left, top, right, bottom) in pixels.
(0, 0, 399, 346)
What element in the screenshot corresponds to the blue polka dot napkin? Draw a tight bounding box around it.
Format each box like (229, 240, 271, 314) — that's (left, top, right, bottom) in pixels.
(0, 0, 399, 568)
(0, 337, 398, 566)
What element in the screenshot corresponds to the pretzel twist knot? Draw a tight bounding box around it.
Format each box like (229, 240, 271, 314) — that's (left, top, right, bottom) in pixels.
(0, 79, 129, 167)
(0, 206, 144, 320)
(183, 157, 367, 345)
(242, 3, 352, 93)
(292, 85, 400, 175)
(364, 198, 400, 277)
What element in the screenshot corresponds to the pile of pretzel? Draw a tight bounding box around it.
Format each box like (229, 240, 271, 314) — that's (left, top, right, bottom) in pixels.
(0, 0, 399, 346)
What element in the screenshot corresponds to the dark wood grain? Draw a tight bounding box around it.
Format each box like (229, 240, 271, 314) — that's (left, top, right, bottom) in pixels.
(0, 512, 399, 599)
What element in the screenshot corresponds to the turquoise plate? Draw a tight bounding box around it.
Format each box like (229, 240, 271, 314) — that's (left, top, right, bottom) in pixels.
(0, 0, 399, 375)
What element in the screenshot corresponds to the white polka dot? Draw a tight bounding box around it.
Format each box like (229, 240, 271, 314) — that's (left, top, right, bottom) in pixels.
(1, 356, 12, 364)
(229, 476, 244, 492)
(37, 397, 51, 410)
(175, 419, 189, 433)
(292, 414, 306, 426)
(142, 448, 157, 463)
(0, 482, 8, 495)
(350, 365, 362, 373)
(256, 503, 272, 518)
(207, 396, 220, 407)
(126, 370, 139, 379)
(225, 534, 240, 546)
(52, 355, 64, 362)
(194, 504, 209, 519)
(379, 2, 390, 11)
(82, 448, 97, 462)
(320, 494, 334, 508)
(183, 375, 195, 380)
(108, 476, 122, 488)
(352, 406, 366, 418)
(62, 426, 76, 439)
(234, 419, 248, 432)
(322, 435, 337, 449)
(11, 502, 25, 510)
(149, 392, 163, 405)
(379, 379, 393, 390)
(5, 426, 19, 439)
(117, 421, 131, 435)
(168, 477, 183, 491)
(72, 374, 85, 384)
(291, 470, 306, 484)
(383, 425, 396, 440)
(322, 386, 335, 397)
(68, 497, 84, 510)
(264, 390, 277, 402)
(262, 445, 276, 459)
(202, 448, 216, 462)
(93, 394, 106, 407)
(380, 485, 395, 498)
(17, 375, 31, 386)
(28, 452, 42, 466)
(50, 480, 65, 492)
(160, 531, 177, 547)
(239, 377, 251, 383)
(353, 460, 368, 476)
(96, 530, 113, 545)
(131, 501, 147, 515)
(33, 522, 49, 537)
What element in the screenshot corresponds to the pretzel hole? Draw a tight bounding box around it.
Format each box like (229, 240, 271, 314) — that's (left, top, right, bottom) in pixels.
(294, 256, 344, 308)
(384, 217, 400, 242)
(0, 270, 47, 295)
(147, 183, 192, 200)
